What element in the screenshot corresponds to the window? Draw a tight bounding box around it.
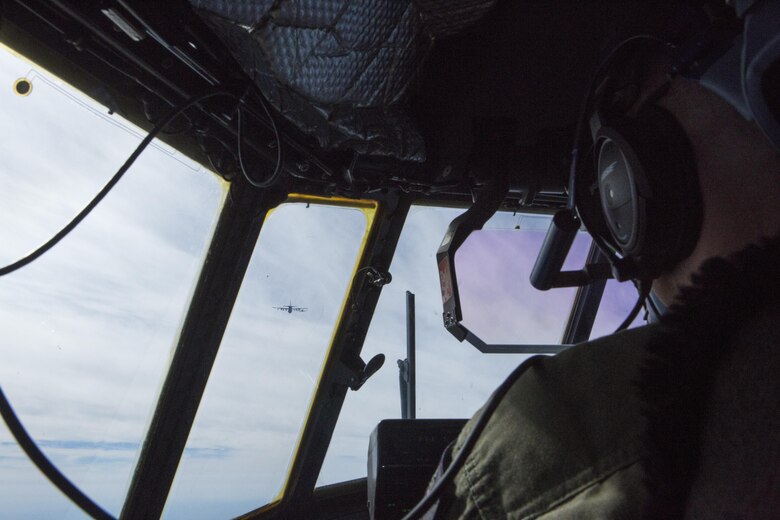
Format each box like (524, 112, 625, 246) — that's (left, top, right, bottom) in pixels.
(0, 45, 225, 517)
(590, 279, 645, 338)
(319, 206, 643, 486)
(163, 199, 374, 519)
(454, 213, 591, 344)
(0, 40, 647, 517)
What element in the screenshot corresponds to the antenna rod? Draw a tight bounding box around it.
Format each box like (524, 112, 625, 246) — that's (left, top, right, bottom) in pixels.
(406, 290, 416, 419)
(397, 291, 417, 419)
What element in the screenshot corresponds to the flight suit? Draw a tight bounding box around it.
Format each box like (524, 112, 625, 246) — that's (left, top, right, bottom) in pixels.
(430, 236, 780, 519)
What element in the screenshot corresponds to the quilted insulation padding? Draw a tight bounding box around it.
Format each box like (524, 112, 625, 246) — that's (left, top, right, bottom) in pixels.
(190, 0, 496, 162)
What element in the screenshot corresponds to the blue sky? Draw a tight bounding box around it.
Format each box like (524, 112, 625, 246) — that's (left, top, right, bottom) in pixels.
(0, 44, 639, 519)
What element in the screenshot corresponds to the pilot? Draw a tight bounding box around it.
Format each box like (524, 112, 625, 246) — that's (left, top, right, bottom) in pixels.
(420, 3, 780, 519)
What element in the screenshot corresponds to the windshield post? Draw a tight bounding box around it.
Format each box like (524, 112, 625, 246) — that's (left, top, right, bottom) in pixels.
(121, 180, 284, 520)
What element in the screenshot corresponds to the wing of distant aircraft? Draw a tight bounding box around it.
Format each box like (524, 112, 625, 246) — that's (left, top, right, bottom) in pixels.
(274, 303, 307, 313)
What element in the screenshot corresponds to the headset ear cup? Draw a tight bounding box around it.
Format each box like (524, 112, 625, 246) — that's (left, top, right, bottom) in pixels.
(595, 105, 701, 277)
(594, 125, 648, 256)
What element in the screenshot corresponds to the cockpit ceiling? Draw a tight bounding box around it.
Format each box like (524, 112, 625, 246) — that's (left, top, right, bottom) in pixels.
(190, 0, 498, 162)
(0, 0, 683, 200)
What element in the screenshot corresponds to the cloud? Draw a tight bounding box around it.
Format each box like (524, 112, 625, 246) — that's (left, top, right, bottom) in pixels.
(0, 46, 227, 517)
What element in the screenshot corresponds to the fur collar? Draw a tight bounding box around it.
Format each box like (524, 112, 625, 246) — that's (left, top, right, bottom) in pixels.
(639, 235, 780, 518)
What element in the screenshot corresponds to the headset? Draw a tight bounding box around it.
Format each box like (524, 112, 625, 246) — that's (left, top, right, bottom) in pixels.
(571, 34, 704, 284)
(531, 0, 780, 302)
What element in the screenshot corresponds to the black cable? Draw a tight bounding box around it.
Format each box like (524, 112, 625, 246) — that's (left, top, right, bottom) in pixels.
(0, 86, 287, 518)
(0, 386, 114, 520)
(0, 90, 235, 517)
(615, 280, 652, 332)
(401, 356, 544, 520)
(646, 290, 663, 319)
(0, 90, 234, 278)
(158, 113, 194, 136)
(236, 91, 284, 189)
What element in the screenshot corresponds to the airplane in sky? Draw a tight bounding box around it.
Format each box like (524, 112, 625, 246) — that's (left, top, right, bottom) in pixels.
(274, 301, 307, 314)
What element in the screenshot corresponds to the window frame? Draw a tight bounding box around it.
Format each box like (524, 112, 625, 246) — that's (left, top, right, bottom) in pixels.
(122, 191, 387, 519)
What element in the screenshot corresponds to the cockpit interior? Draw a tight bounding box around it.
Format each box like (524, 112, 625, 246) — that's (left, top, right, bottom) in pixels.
(1, 1, 771, 519)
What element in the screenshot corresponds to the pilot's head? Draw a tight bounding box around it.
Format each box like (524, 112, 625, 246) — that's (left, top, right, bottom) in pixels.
(636, 56, 780, 305)
(575, 5, 780, 310)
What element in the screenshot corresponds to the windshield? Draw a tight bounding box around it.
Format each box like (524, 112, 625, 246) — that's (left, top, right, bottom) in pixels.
(0, 45, 225, 517)
(0, 42, 644, 519)
(320, 205, 642, 485)
(163, 199, 374, 519)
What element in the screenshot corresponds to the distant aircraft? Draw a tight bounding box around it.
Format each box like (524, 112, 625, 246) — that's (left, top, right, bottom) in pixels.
(274, 301, 307, 314)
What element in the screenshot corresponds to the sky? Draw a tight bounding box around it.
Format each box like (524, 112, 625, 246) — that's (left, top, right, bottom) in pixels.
(0, 45, 640, 519)
(0, 45, 226, 519)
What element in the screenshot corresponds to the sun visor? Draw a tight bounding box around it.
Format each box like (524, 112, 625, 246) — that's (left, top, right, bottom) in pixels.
(189, 0, 496, 162)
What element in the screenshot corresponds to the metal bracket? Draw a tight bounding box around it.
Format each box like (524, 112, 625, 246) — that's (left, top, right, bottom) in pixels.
(333, 353, 385, 391)
(362, 267, 392, 288)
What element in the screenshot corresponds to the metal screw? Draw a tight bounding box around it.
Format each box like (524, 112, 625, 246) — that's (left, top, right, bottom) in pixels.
(65, 33, 85, 52)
